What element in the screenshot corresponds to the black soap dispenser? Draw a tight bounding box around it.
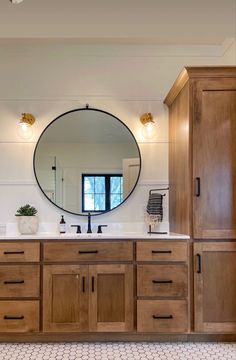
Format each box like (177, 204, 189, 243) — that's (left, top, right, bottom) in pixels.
(59, 215, 66, 234)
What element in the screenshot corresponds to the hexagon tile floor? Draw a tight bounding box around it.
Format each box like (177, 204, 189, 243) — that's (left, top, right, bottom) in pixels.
(0, 342, 236, 360)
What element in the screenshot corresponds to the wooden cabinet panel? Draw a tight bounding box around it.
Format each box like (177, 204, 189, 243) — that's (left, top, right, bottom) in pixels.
(193, 79, 236, 238)
(136, 241, 187, 262)
(43, 265, 88, 332)
(89, 264, 134, 332)
(0, 265, 40, 298)
(0, 301, 39, 332)
(137, 264, 188, 298)
(137, 300, 188, 333)
(44, 241, 133, 262)
(194, 242, 236, 333)
(0, 242, 40, 262)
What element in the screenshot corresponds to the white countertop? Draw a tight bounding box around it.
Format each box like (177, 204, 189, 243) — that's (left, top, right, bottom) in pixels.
(0, 232, 190, 240)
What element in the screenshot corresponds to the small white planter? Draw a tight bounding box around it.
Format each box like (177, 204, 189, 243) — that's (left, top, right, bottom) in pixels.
(17, 216, 39, 235)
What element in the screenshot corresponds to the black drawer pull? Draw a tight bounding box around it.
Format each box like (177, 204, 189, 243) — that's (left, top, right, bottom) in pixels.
(152, 280, 173, 284)
(3, 251, 24, 255)
(4, 315, 24, 320)
(82, 276, 86, 293)
(91, 276, 95, 292)
(152, 315, 173, 320)
(152, 250, 172, 254)
(195, 177, 201, 197)
(196, 253, 202, 274)
(4, 280, 25, 285)
(78, 250, 98, 254)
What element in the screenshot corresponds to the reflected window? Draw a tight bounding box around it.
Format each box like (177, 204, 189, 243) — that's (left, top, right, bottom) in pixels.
(82, 174, 123, 212)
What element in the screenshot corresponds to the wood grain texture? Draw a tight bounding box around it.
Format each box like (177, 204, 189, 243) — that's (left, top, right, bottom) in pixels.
(43, 265, 88, 332)
(194, 242, 236, 333)
(168, 83, 191, 235)
(136, 241, 188, 262)
(193, 79, 236, 238)
(137, 300, 188, 333)
(0, 242, 40, 262)
(0, 265, 40, 298)
(137, 264, 188, 298)
(44, 242, 133, 262)
(89, 264, 133, 332)
(0, 301, 39, 333)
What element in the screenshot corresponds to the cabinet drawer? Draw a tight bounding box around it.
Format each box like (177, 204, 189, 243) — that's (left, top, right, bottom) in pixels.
(0, 265, 40, 298)
(137, 264, 188, 298)
(137, 300, 188, 333)
(0, 301, 39, 332)
(136, 241, 187, 262)
(0, 243, 40, 262)
(44, 242, 133, 262)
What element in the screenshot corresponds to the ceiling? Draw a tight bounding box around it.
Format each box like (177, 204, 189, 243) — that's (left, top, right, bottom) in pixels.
(0, 0, 235, 44)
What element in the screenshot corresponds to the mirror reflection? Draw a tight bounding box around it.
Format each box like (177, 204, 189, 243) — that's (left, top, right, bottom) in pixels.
(34, 108, 141, 215)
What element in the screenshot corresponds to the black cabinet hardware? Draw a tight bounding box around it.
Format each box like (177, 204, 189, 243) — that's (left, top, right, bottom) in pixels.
(78, 250, 98, 254)
(196, 253, 202, 273)
(195, 177, 201, 197)
(91, 276, 95, 292)
(152, 315, 173, 320)
(152, 280, 173, 284)
(3, 251, 24, 255)
(4, 280, 24, 284)
(152, 250, 172, 254)
(4, 315, 24, 320)
(82, 277, 85, 293)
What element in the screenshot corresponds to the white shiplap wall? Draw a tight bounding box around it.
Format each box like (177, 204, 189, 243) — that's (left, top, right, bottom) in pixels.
(0, 43, 223, 228)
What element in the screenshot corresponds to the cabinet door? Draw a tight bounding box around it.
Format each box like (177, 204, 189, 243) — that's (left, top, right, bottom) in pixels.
(194, 242, 236, 333)
(89, 264, 133, 332)
(43, 265, 88, 332)
(193, 78, 236, 238)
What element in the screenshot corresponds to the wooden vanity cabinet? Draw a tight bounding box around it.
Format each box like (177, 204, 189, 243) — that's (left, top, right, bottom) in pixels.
(165, 66, 236, 239)
(0, 242, 40, 333)
(136, 241, 189, 333)
(194, 242, 236, 333)
(43, 241, 134, 333)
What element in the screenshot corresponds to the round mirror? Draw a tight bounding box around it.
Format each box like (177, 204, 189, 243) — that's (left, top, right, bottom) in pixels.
(33, 107, 141, 216)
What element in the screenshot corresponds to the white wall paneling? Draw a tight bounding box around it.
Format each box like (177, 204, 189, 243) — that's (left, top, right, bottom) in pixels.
(0, 42, 229, 226)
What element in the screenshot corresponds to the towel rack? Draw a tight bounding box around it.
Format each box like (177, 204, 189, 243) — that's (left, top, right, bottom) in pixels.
(149, 187, 169, 195)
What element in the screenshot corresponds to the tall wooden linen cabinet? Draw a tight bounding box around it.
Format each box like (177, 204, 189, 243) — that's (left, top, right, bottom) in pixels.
(164, 66, 236, 333)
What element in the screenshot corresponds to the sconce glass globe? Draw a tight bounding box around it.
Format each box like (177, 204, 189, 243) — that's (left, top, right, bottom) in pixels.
(17, 121, 33, 139)
(141, 121, 157, 140)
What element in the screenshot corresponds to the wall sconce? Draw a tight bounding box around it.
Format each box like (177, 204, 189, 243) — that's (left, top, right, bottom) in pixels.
(140, 112, 156, 139)
(17, 113, 35, 140)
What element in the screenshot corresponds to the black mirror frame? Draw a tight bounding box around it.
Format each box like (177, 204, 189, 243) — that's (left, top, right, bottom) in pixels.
(33, 107, 142, 217)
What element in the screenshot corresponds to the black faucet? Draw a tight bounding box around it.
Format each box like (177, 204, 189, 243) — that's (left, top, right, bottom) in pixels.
(87, 212, 92, 233)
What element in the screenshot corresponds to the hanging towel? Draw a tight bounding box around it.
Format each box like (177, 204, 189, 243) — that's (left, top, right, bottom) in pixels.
(146, 193, 164, 221)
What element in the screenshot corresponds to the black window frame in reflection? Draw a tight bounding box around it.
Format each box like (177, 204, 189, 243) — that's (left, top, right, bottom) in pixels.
(82, 174, 123, 213)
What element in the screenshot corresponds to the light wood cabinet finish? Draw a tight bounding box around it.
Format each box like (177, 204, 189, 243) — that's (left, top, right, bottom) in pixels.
(0, 242, 40, 262)
(43, 265, 88, 332)
(0, 301, 39, 332)
(194, 242, 236, 333)
(137, 264, 188, 298)
(89, 264, 133, 332)
(44, 241, 133, 262)
(136, 241, 188, 262)
(165, 66, 236, 239)
(137, 300, 188, 333)
(0, 265, 40, 298)
(43, 263, 133, 333)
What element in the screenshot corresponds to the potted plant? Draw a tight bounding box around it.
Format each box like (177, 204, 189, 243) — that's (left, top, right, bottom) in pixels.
(15, 204, 38, 235)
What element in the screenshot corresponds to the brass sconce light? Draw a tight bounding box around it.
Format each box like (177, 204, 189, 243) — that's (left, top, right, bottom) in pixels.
(140, 112, 156, 139)
(17, 113, 35, 139)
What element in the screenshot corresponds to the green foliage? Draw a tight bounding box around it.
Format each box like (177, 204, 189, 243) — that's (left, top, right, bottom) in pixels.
(15, 204, 38, 216)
